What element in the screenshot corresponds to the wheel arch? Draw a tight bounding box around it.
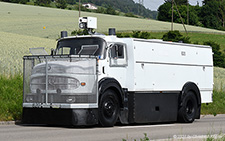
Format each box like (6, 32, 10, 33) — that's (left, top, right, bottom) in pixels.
(98, 78, 124, 108)
(181, 82, 201, 106)
(180, 82, 201, 119)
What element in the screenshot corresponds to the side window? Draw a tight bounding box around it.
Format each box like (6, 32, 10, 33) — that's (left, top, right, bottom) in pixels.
(109, 43, 127, 67)
(111, 44, 124, 59)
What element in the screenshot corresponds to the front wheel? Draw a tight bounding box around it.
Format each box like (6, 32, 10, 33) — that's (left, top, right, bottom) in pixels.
(178, 91, 197, 123)
(98, 89, 119, 127)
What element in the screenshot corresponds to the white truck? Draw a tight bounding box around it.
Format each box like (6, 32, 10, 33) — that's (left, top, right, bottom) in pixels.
(22, 17, 213, 127)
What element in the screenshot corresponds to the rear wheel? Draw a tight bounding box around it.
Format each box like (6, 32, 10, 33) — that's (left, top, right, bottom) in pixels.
(98, 89, 119, 127)
(178, 91, 197, 123)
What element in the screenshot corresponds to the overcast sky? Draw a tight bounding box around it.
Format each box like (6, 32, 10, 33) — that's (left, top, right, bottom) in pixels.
(133, 0, 203, 11)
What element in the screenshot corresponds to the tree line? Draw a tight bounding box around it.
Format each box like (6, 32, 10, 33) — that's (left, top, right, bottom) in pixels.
(158, 0, 225, 31)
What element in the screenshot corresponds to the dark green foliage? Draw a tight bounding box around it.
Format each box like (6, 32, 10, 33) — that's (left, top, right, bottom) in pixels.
(158, 0, 225, 30)
(56, 0, 67, 9)
(203, 41, 225, 68)
(0, 74, 23, 121)
(116, 32, 132, 38)
(199, 0, 225, 30)
(71, 29, 89, 36)
(132, 31, 151, 39)
(157, 2, 172, 22)
(132, 31, 142, 38)
(35, 0, 51, 7)
(66, 0, 76, 5)
(200, 1, 221, 29)
(105, 6, 118, 15)
(125, 12, 138, 18)
(157, 1, 200, 26)
(116, 31, 152, 39)
(95, 7, 105, 14)
(162, 30, 190, 43)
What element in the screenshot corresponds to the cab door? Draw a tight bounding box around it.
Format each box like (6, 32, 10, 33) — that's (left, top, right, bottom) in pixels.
(106, 43, 128, 86)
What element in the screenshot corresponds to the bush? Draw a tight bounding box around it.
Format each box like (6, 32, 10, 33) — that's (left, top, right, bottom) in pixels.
(71, 29, 89, 36)
(203, 41, 225, 68)
(55, 0, 67, 9)
(116, 31, 151, 39)
(162, 30, 191, 43)
(125, 12, 137, 18)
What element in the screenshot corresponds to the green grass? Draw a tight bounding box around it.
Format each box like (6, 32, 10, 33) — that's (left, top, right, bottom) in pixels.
(0, 74, 23, 121)
(201, 90, 225, 115)
(214, 67, 225, 91)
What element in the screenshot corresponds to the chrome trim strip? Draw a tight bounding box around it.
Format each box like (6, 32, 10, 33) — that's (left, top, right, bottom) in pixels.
(23, 103, 98, 109)
(136, 61, 213, 68)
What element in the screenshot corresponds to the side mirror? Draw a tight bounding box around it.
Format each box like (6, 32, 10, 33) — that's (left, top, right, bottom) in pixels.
(51, 48, 55, 55)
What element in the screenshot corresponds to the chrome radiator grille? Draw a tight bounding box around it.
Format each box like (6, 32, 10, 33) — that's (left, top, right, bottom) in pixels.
(31, 76, 80, 91)
(23, 55, 98, 105)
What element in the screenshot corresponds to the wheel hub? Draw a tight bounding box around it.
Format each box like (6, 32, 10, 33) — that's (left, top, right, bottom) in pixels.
(186, 100, 194, 115)
(103, 99, 115, 117)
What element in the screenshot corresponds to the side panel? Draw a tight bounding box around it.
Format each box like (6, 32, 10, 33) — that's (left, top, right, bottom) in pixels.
(128, 92, 179, 123)
(132, 40, 213, 103)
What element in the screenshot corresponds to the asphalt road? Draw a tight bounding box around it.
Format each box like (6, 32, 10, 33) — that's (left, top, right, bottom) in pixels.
(0, 114, 224, 141)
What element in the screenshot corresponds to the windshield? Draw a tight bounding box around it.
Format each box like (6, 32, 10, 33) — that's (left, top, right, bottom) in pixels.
(56, 37, 106, 59)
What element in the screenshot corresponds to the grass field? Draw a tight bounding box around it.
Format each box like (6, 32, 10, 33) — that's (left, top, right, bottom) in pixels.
(0, 31, 55, 75)
(214, 67, 225, 91)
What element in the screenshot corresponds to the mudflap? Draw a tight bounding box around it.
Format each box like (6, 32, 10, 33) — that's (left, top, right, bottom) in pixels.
(22, 108, 98, 126)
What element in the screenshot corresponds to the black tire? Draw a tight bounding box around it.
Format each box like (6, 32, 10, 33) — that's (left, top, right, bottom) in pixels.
(178, 91, 197, 123)
(98, 89, 119, 127)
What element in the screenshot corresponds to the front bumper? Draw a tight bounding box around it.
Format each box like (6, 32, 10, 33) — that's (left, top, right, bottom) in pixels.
(22, 108, 98, 126)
